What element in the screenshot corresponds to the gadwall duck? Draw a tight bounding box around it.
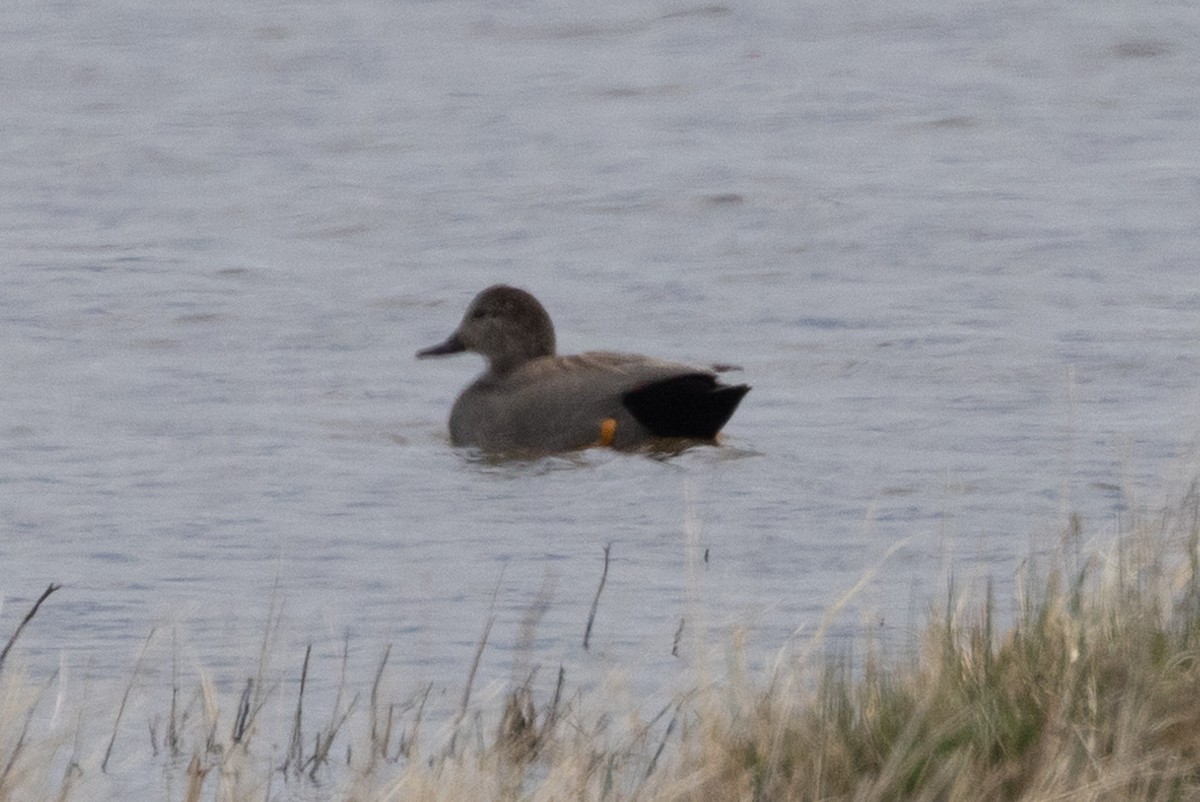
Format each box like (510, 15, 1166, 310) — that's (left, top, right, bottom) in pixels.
(417, 285, 750, 452)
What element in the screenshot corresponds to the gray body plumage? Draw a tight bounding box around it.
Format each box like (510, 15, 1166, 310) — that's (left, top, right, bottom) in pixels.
(449, 352, 708, 451)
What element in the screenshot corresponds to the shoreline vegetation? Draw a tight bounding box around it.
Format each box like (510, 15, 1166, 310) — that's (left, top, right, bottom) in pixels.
(4, 482, 1200, 800)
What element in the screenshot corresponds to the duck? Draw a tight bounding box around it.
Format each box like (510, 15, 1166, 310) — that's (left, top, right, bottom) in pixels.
(417, 285, 749, 453)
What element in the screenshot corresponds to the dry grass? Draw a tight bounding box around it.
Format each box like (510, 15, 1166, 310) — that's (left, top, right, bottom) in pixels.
(4, 484, 1200, 801)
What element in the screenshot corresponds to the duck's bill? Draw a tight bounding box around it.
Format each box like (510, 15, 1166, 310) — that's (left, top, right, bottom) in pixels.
(416, 334, 466, 358)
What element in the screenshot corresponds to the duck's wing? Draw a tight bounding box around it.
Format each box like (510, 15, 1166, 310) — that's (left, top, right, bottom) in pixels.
(493, 352, 748, 447)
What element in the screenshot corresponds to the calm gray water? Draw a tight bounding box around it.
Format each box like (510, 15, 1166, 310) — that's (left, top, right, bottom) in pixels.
(4, 0, 1200, 780)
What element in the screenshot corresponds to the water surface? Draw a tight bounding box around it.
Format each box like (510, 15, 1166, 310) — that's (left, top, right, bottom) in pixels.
(3, 0, 1200, 777)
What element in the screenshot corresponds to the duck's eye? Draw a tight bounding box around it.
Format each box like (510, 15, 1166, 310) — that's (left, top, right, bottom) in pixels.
(471, 309, 487, 320)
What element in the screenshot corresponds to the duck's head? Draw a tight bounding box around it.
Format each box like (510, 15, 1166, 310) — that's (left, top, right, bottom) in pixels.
(417, 285, 556, 374)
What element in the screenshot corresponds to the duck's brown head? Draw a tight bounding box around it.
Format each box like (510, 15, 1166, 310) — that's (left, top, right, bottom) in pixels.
(417, 285, 556, 375)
